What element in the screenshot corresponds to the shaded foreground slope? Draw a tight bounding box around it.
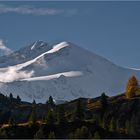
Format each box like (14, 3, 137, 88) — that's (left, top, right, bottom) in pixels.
(0, 91, 140, 139)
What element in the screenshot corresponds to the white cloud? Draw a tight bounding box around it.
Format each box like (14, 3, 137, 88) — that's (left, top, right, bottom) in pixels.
(0, 39, 12, 56)
(0, 67, 34, 82)
(0, 39, 34, 82)
(0, 4, 78, 16)
(0, 38, 34, 82)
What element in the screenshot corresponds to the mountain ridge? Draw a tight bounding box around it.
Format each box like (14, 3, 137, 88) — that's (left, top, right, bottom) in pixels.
(0, 41, 139, 103)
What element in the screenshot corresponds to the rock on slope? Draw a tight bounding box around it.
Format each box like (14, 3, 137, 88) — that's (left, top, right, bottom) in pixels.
(0, 41, 139, 103)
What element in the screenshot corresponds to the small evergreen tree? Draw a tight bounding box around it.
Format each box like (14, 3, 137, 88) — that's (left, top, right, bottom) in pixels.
(32, 99, 36, 105)
(16, 95, 21, 103)
(80, 126, 92, 139)
(74, 126, 92, 139)
(116, 119, 120, 132)
(100, 93, 108, 121)
(129, 114, 137, 135)
(125, 119, 130, 134)
(74, 128, 81, 139)
(73, 99, 84, 121)
(69, 132, 74, 139)
(0, 128, 8, 138)
(34, 127, 45, 139)
(100, 93, 108, 109)
(93, 131, 100, 139)
(92, 114, 102, 127)
(9, 93, 13, 102)
(109, 117, 116, 132)
(8, 117, 17, 127)
(57, 105, 67, 125)
(45, 110, 56, 125)
(101, 112, 110, 129)
(28, 109, 37, 125)
(46, 96, 55, 109)
(48, 131, 56, 139)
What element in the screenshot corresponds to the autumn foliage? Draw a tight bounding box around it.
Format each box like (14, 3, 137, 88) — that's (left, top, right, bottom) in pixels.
(126, 76, 138, 98)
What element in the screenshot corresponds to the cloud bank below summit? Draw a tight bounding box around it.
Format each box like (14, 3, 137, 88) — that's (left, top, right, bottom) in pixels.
(0, 67, 34, 83)
(0, 39, 34, 82)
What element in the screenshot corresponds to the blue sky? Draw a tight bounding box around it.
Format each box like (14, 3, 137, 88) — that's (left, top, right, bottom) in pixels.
(0, 1, 140, 68)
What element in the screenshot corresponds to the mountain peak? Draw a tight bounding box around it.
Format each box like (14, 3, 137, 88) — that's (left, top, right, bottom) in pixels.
(54, 41, 72, 48)
(0, 40, 140, 102)
(53, 41, 70, 49)
(31, 40, 48, 50)
(45, 41, 73, 54)
(0, 40, 51, 67)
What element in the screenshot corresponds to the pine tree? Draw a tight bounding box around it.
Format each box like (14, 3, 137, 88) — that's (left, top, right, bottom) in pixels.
(101, 112, 109, 129)
(16, 95, 21, 103)
(125, 119, 130, 134)
(48, 131, 56, 139)
(34, 127, 45, 139)
(8, 117, 17, 127)
(0, 128, 8, 138)
(46, 96, 55, 109)
(80, 126, 92, 139)
(129, 114, 137, 135)
(28, 109, 37, 125)
(57, 105, 67, 125)
(116, 119, 120, 132)
(9, 93, 13, 102)
(45, 110, 56, 125)
(126, 75, 138, 98)
(100, 93, 108, 109)
(9, 93, 13, 99)
(109, 117, 116, 132)
(74, 126, 92, 139)
(100, 93, 108, 120)
(73, 99, 84, 121)
(74, 128, 81, 139)
(93, 131, 100, 139)
(32, 99, 36, 105)
(69, 132, 74, 139)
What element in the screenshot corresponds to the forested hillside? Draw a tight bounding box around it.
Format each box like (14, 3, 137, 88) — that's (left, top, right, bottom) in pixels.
(0, 76, 140, 139)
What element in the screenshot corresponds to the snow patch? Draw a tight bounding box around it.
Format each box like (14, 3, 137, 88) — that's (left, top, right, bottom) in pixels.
(31, 41, 37, 50)
(22, 71, 83, 81)
(47, 41, 69, 54)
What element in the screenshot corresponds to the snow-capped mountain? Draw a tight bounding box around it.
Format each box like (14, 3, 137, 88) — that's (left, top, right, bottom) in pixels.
(0, 41, 139, 103)
(0, 40, 51, 68)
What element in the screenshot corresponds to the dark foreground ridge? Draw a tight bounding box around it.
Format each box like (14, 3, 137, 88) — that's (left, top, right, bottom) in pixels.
(0, 75, 140, 139)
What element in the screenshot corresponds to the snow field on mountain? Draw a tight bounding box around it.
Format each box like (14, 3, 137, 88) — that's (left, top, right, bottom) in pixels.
(0, 41, 139, 102)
